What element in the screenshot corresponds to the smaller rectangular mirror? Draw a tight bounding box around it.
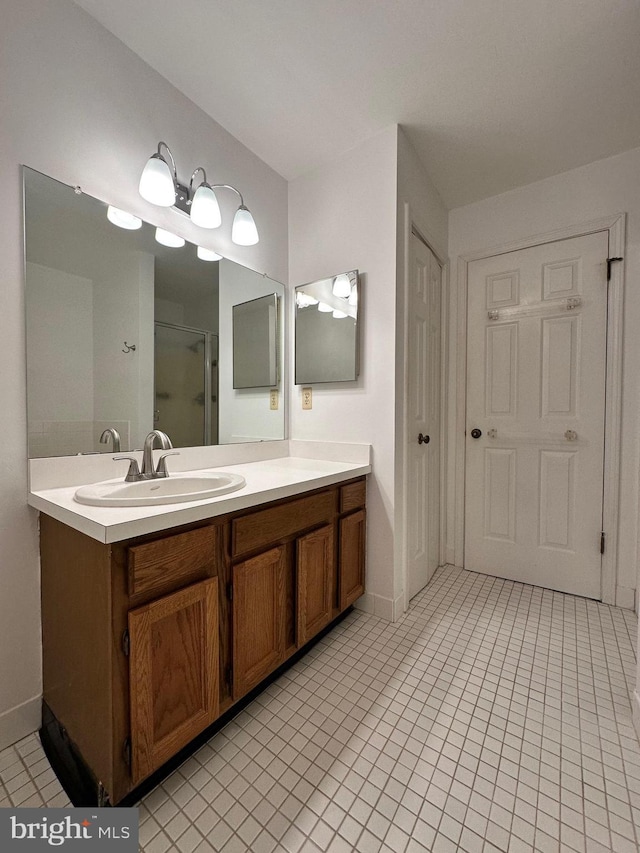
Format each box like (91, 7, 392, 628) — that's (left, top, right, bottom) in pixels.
(295, 270, 360, 384)
(233, 293, 279, 388)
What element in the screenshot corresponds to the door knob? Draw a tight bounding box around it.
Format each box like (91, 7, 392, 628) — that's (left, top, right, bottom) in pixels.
(470, 428, 482, 439)
(418, 433, 430, 445)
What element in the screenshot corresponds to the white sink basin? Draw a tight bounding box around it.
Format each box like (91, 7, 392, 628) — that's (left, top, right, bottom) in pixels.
(74, 472, 246, 507)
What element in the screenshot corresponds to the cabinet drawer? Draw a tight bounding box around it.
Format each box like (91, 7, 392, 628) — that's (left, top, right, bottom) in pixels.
(232, 490, 336, 558)
(340, 480, 366, 513)
(128, 526, 216, 598)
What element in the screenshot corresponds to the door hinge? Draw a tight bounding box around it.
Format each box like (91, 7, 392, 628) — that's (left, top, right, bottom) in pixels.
(121, 629, 130, 657)
(123, 736, 131, 771)
(600, 531, 606, 555)
(226, 582, 233, 601)
(607, 257, 623, 281)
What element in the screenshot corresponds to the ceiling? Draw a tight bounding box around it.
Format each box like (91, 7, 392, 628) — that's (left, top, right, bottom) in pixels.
(73, 0, 640, 208)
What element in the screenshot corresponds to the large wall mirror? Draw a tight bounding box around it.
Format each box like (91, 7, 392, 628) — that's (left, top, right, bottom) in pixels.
(23, 167, 285, 457)
(295, 271, 360, 384)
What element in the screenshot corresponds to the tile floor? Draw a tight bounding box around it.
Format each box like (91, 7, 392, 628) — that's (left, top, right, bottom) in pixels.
(1, 566, 639, 853)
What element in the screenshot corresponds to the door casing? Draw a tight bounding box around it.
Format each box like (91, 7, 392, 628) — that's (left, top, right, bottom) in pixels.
(399, 203, 449, 614)
(453, 214, 626, 604)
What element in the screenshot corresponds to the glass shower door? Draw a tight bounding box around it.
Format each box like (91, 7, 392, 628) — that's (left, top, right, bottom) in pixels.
(154, 323, 212, 447)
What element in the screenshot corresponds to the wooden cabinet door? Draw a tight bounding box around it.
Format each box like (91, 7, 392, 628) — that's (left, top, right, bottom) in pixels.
(233, 545, 286, 699)
(297, 525, 333, 645)
(128, 578, 219, 785)
(339, 510, 366, 610)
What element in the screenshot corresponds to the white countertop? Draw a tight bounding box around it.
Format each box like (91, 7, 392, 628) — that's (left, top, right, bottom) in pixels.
(28, 442, 371, 543)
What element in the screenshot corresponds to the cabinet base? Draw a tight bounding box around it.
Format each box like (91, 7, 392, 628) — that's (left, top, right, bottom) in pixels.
(40, 607, 353, 807)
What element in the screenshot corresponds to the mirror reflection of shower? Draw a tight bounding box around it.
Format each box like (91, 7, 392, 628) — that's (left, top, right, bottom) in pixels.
(154, 322, 218, 447)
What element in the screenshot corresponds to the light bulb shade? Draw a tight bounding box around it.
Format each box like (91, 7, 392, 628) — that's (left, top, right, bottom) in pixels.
(190, 183, 222, 229)
(317, 302, 333, 313)
(332, 274, 351, 298)
(107, 206, 142, 230)
(231, 205, 259, 246)
(155, 227, 185, 248)
(348, 286, 358, 307)
(197, 246, 223, 262)
(332, 309, 348, 319)
(139, 153, 176, 206)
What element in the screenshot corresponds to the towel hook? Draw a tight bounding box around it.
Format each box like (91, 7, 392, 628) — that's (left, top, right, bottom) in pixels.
(122, 342, 136, 353)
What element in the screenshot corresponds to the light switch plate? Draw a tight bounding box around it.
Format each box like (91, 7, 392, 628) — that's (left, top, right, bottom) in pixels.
(269, 389, 279, 410)
(302, 387, 312, 410)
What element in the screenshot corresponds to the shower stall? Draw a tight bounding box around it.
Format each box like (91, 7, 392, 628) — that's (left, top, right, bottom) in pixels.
(154, 321, 218, 447)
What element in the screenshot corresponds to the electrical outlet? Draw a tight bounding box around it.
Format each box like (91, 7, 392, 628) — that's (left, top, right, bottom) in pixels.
(302, 387, 312, 410)
(269, 389, 279, 410)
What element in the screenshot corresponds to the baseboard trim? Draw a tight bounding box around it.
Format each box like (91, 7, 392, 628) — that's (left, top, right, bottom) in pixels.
(0, 696, 41, 750)
(354, 593, 405, 623)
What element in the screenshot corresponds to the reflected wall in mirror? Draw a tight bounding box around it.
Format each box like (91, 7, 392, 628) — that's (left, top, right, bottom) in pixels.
(295, 271, 360, 384)
(24, 167, 285, 457)
(233, 294, 279, 389)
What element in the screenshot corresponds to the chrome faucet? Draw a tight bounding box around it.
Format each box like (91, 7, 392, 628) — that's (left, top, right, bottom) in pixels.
(142, 430, 173, 478)
(114, 430, 178, 482)
(99, 427, 121, 453)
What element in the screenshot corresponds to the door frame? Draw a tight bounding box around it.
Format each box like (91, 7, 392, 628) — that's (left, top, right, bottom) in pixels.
(453, 214, 626, 604)
(400, 203, 449, 614)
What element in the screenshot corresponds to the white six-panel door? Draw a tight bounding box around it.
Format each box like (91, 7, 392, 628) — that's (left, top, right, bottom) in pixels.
(465, 232, 608, 599)
(407, 233, 441, 600)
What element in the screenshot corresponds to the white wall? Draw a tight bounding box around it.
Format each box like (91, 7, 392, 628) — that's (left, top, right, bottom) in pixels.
(289, 126, 399, 617)
(447, 146, 640, 612)
(218, 260, 285, 443)
(93, 251, 155, 451)
(0, 0, 287, 748)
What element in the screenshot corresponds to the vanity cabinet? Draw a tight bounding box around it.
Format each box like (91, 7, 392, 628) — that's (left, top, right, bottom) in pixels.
(39, 477, 366, 805)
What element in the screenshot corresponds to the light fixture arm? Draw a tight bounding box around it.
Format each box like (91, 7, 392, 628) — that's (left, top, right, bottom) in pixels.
(210, 184, 245, 207)
(188, 166, 208, 196)
(156, 142, 177, 181)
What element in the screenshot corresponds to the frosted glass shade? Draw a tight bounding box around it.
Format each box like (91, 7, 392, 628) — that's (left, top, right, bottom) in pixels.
(139, 154, 176, 206)
(107, 206, 142, 230)
(332, 274, 351, 298)
(332, 309, 348, 319)
(317, 302, 333, 313)
(155, 227, 185, 248)
(197, 246, 223, 262)
(190, 184, 222, 228)
(231, 205, 259, 246)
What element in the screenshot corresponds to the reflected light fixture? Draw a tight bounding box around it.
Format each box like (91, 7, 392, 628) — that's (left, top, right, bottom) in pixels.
(317, 302, 333, 313)
(332, 273, 351, 298)
(332, 309, 348, 319)
(155, 227, 185, 248)
(296, 291, 319, 308)
(197, 246, 223, 262)
(107, 205, 142, 230)
(140, 142, 259, 245)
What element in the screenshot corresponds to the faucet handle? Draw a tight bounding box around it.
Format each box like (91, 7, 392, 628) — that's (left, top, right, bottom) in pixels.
(113, 456, 141, 482)
(156, 452, 180, 478)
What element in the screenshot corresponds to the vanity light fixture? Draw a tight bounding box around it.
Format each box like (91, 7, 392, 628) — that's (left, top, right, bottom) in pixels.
(139, 142, 177, 207)
(155, 227, 185, 248)
(332, 273, 351, 298)
(107, 206, 142, 230)
(197, 246, 223, 262)
(189, 167, 221, 229)
(139, 142, 259, 245)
